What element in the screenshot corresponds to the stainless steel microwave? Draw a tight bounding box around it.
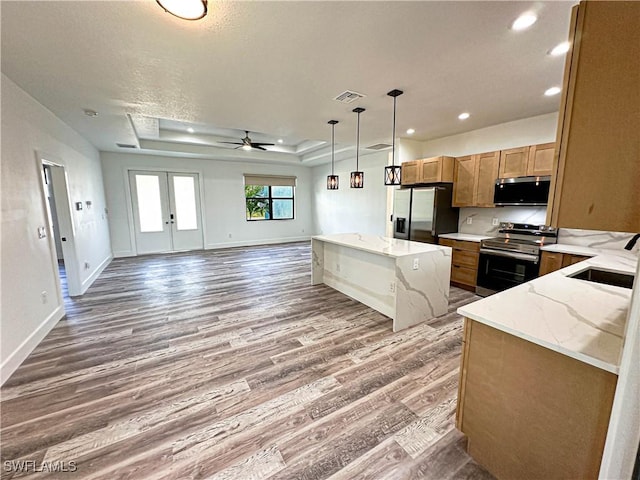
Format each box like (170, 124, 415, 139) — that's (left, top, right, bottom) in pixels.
(494, 176, 551, 206)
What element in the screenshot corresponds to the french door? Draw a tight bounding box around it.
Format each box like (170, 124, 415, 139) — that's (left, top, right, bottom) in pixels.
(129, 171, 203, 254)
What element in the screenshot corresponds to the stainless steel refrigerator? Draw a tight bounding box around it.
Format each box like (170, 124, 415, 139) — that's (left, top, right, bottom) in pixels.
(392, 184, 459, 244)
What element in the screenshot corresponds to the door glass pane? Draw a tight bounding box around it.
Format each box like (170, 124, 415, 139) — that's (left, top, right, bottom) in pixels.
(135, 175, 163, 232)
(173, 176, 198, 231)
(272, 199, 293, 219)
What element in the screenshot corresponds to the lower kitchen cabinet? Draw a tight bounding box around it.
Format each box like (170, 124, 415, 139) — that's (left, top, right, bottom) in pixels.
(539, 251, 591, 276)
(439, 239, 479, 290)
(456, 319, 617, 480)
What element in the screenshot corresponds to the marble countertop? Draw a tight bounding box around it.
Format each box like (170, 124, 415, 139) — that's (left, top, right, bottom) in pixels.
(312, 233, 449, 258)
(542, 243, 638, 259)
(438, 233, 493, 243)
(458, 252, 637, 374)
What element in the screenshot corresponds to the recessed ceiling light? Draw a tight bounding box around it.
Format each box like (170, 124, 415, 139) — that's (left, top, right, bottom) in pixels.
(406, 128, 415, 135)
(187, 127, 195, 133)
(156, 0, 207, 21)
(83, 109, 98, 117)
(277, 139, 284, 144)
(511, 12, 537, 31)
(549, 41, 570, 56)
(544, 86, 562, 96)
(458, 112, 470, 120)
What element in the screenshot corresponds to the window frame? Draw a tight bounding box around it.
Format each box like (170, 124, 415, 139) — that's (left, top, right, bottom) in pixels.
(245, 185, 295, 221)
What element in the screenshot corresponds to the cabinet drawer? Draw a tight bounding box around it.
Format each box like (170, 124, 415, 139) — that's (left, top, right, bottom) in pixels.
(453, 249, 479, 269)
(451, 239, 480, 252)
(451, 265, 477, 286)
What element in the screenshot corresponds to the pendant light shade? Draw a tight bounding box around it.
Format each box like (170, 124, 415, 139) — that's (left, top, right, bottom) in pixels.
(327, 120, 339, 190)
(350, 107, 365, 189)
(156, 0, 208, 20)
(384, 89, 404, 186)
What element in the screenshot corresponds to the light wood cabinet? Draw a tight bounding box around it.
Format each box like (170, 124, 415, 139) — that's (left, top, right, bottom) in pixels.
(498, 146, 530, 178)
(539, 250, 591, 276)
(400, 156, 455, 186)
(439, 238, 479, 290)
(452, 151, 500, 208)
(527, 142, 555, 176)
(548, 1, 640, 232)
(457, 319, 617, 480)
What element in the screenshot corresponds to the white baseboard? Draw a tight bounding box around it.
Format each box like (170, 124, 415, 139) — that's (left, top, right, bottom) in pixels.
(206, 236, 311, 250)
(113, 250, 136, 258)
(78, 254, 113, 295)
(1, 305, 64, 386)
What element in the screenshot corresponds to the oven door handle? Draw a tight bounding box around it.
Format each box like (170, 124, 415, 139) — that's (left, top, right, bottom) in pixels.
(479, 248, 539, 263)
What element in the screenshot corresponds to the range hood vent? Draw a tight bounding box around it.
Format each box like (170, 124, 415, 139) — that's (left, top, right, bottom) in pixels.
(333, 90, 366, 104)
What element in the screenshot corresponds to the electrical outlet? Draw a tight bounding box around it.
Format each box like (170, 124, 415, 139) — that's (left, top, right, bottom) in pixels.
(37, 226, 47, 239)
(412, 258, 420, 270)
(466, 217, 473, 225)
(228, 233, 232, 238)
(336, 263, 341, 272)
(84, 261, 91, 270)
(389, 282, 396, 293)
(492, 217, 499, 226)
(41, 291, 48, 304)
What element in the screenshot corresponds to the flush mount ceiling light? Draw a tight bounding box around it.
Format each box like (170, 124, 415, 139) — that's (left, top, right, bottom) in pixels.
(549, 41, 570, 56)
(511, 12, 537, 31)
(384, 89, 403, 186)
(458, 112, 470, 120)
(327, 120, 339, 190)
(156, 0, 207, 21)
(406, 128, 415, 135)
(83, 109, 98, 117)
(187, 127, 195, 133)
(277, 139, 284, 144)
(350, 108, 365, 189)
(545, 86, 562, 96)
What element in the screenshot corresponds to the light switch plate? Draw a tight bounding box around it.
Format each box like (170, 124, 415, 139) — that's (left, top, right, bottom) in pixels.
(37, 226, 47, 239)
(466, 217, 473, 225)
(492, 217, 499, 226)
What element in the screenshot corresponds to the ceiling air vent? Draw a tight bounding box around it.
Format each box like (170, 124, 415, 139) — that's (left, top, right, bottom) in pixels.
(333, 90, 366, 104)
(366, 143, 392, 150)
(116, 143, 137, 149)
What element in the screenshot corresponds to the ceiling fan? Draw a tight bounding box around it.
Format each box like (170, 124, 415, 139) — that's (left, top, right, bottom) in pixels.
(220, 131, 274, 151)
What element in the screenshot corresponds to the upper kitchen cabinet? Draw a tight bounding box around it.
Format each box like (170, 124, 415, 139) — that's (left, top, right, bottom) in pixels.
(401, 156, 455, 186)
(548, 1, 640, 232)
(527, 143, 555, 176)
(498, 146, 530, 178)
(453, 151, 500, 208)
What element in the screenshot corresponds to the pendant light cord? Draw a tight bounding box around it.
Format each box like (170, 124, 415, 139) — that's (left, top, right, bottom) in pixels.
(331, 123, 335, 175)
(392, 96, 397, 167)
(356, 111, 360, 171)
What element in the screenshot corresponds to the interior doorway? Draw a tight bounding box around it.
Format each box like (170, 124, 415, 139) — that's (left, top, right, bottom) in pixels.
(40, 160, 81, 298)
(128, 170, 204, 254)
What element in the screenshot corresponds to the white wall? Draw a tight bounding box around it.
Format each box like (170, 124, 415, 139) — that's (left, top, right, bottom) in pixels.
(101, 152, 313, 256)
(311, 151, 390, 236)
(1, 75, 112, 384)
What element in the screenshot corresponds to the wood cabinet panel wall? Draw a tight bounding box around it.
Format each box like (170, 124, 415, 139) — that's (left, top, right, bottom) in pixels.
(400, 156, 454, 186)
(457, 319, 617, 480)
(438, 238, 479, 290)
(547, 1, 640, 232)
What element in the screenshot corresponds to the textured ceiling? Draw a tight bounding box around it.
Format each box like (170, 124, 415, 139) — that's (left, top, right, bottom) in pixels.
(1, 1, 574, 165)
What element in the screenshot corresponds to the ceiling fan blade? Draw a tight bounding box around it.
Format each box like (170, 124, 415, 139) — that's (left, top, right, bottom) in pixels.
(253, 146, 267, 151)
(220, 141, 243, 145)
(251, 143, 275, 147)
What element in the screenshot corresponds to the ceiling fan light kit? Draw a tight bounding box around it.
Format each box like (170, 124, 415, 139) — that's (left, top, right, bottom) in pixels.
(350, 108, 365, 189)
(384, 89, 403, 186)
(327, 120, 339, 190)
(156, 0, 207, 21)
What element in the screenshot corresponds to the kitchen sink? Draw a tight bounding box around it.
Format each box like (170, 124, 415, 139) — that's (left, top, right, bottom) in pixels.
(568, 268, 635, 289)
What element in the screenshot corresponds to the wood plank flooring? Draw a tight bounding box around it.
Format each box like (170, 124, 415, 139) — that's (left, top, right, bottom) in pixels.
(1, 242, 493, 479)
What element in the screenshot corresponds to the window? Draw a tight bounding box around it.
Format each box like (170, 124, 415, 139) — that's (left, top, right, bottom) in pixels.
(244, 175, 296, 221)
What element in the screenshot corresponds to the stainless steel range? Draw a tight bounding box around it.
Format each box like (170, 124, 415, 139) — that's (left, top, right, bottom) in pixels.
(476, 222, 558, 297)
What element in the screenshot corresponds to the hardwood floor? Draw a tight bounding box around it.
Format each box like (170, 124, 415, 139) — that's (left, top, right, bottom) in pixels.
(1, 242, 493, 479)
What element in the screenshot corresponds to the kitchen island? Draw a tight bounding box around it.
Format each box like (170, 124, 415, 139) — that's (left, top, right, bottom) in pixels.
(311, 233, 451, 332)
(455, 251, 637, 479)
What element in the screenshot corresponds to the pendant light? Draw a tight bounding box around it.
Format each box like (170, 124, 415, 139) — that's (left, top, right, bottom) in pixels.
(327, 120, 339, 190)
(156, 0, 208, 21)
(350, 107, 365, 188)
(384, 89, 404, 186)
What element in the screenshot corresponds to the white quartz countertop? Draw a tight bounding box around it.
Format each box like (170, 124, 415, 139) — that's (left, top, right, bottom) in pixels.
(312, 233, 449, 258)
(438, 233, 493, 243)
(542, 243, 638, 259)
(458, 252, 637, 374)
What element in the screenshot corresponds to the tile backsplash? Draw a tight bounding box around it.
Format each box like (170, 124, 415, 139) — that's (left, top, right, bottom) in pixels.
(458, 207, 547, 235)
